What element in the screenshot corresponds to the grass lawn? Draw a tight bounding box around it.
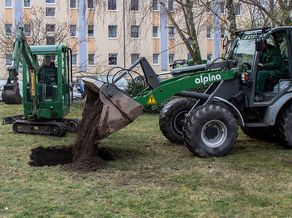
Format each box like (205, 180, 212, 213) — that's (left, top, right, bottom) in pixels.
(1, 103, 292, 217)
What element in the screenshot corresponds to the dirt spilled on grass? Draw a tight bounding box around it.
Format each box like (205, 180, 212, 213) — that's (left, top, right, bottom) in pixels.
(29, 146, 115, 171)
(29, 88, 113, 171)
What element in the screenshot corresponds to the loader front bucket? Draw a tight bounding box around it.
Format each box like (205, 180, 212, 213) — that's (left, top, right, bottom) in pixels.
(82, 78, 144, 140)
(2, 80, 22, 104)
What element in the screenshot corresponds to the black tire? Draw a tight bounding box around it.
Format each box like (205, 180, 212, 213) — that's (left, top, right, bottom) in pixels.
(183, 104, 238, 157)
(276, 104, 292, 148)
(241, 126, 276, 141)
(65, 120, 79, 133)
(159, 98, 195, 144)
(51, 124, 66, 137)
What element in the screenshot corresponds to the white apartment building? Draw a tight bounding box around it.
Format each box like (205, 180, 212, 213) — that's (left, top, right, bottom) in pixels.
(0, 0, 249, 79)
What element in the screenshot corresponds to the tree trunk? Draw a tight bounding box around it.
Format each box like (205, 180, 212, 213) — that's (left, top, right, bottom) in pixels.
(226, 0, 237, 39)
(186, 0, 202, 63)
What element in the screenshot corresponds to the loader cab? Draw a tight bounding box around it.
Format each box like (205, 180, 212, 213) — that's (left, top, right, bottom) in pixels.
(22, 45, 73, 119)
(231, 27, 292, 107)
(251, 28, 292, 106)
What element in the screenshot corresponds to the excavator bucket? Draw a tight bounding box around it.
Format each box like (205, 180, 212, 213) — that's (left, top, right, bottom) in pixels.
(82, 78, 144, 140)
(2, 80, 22, 104)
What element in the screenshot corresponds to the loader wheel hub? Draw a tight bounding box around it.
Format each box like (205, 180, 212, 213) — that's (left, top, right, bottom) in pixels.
(173, 110, 188, 135)
(201, 120, 227, 148)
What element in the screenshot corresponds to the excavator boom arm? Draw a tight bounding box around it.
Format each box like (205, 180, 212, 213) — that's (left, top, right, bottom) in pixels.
(8, 26, 39, 81)
(3, 26, 39, 104)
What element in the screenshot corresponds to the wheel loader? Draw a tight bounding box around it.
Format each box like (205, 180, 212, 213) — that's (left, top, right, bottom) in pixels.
(2, 27, 78, 136)
(81, 26, 292, 157)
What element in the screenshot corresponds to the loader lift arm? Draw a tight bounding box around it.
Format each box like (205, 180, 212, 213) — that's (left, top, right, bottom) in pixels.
(133, 68, 239, 106)
(2, 26, 39, 105)
(109, 57, 238, 106)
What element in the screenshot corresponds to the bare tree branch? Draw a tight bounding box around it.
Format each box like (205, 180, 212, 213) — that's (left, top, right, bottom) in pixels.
(160, 0, 202, 63)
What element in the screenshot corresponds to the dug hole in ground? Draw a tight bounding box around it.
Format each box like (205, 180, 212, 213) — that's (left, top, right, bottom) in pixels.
(29, 87, 114, 171)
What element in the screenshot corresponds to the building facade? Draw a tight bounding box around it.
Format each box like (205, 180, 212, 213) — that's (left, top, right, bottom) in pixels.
(0, 0, 249, 79)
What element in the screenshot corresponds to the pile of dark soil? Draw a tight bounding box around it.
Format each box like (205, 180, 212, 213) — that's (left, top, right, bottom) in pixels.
(29, 146, 73, 166)
(29, 87, 113, 171)
(29, 145, 115, 171)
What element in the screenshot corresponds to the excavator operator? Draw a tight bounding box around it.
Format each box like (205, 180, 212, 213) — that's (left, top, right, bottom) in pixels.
(38, 55, 58, 100)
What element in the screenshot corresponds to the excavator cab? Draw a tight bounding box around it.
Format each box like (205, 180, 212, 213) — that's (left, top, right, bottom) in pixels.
(21, 45, 73, 120)
(3, 44, 73, 120)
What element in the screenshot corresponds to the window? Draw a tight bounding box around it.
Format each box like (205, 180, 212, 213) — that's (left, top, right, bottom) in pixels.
(169, 54, 175, 64)
(235, 3, 241, 15)
(70, 0, 77, 8)
(207, 26, 211, 39)
(46, 7, 56, 17)
(108, 25, 117, 38)
(131, 0, 139, 11)
(109, 53, 118, 65)
(279, 36, 288, 58)
(169, 27, 175, 38)
(46, 36, 55, 45)
(5, 24, 12, 36)
(220, 2, 225, 13)
(88, 25, 94, 37)
(70, 25, 77, 37)
(72, 54, 77, 65)
(131, 25, 139, 38)
(168, 0, 174, 11)
(131, 53, 139, 64)
(88, 54, 95, 65)
(221, 26, 225, 39)
(207, 53, 212, 62)
(108, 0, 117, 10)
(24, 0, 30, 7)
(152, 0, 158, 11)
(5, 0, 12, 7)
(153, 53, 159, 64)
(24, 24, 31, 36)
(88, 0, 94, 9)
(46, 0, 55, 3)
(6, 54, 12, 65)
(153, 26, 159, 38)
(46, 24, 55, 32)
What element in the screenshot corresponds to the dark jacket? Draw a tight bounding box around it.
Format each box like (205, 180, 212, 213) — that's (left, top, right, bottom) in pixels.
(260, 44, 285, 75)
(38, 65, 58, 84)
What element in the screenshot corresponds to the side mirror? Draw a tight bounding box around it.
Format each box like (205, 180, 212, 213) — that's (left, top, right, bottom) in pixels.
(256, 38, 265, 51)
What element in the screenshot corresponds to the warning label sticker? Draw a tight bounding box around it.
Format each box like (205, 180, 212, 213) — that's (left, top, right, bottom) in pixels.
(147, 95, 157, 105)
